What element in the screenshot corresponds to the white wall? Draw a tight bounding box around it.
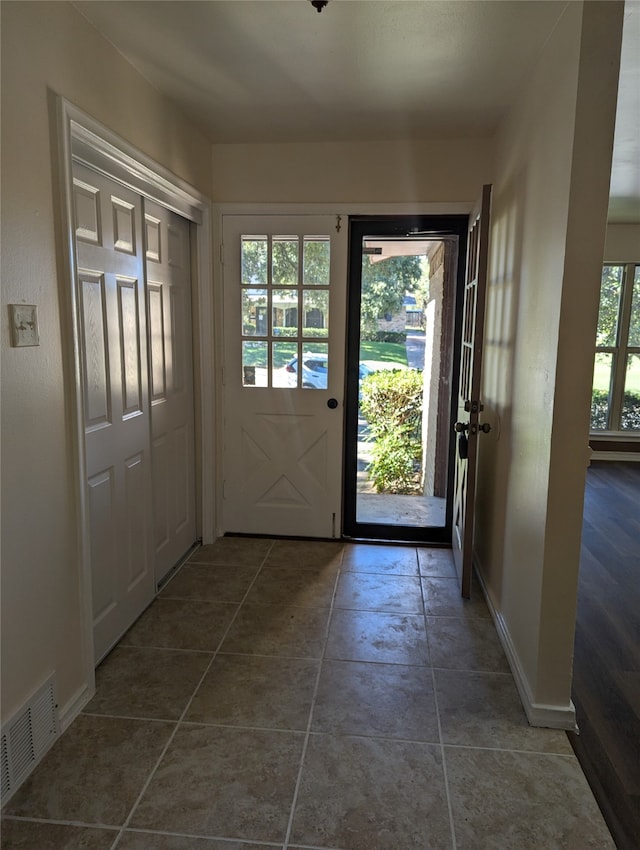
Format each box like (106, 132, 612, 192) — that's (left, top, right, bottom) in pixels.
(211, 138, 494, 204)
(0, 1, 212, 725)
(475, 0, 624, 723)
(604, 223, 640, 260)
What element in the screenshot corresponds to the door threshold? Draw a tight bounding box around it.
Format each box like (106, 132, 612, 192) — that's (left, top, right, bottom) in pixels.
(224, 532, 342, 543)
(341, 535, 452, 549)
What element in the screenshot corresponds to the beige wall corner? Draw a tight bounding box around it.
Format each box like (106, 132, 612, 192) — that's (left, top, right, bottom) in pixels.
(475, 0, 624, 724)
(540, 0, 625, 706)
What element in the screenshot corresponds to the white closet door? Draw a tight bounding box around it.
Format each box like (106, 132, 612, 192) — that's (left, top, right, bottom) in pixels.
(145, 200, 197, 583)
(73, 163, 154, 662)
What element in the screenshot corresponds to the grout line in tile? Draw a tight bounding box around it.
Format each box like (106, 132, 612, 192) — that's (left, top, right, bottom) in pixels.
(441, 742, 580, 758)
(323, 652, 431, 667)
(421, 563, 458, 850)
(157, 594, 248, 604)
(104, 643, 216, 655)
(431, 667, 513, 675)
(306, 656, 432, 670)
(287, 844, 349, 850)
(430, 664, 513, 675)
(120, 825, 283, 847)
(334, 608, 426, 618)
(185, 561, 266, 568)
(0, 814, 121, 830)
(80, 711, 180, 725)
(108, 538, 277, 850)
(340, 569, 420, 578)
(179, 720, 308, 735)
(211, 649, 325, 661)
(231, 603, 334, 611)
(282, 565, 342, 850)
(304, 728, 441, 746)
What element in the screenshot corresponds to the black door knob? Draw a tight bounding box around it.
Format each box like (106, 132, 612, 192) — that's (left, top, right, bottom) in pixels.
(327, 398, 338, 409)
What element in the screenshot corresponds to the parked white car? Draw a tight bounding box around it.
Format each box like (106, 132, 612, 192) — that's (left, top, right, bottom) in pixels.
(285, 353, 328, 388)
(285, 354, 408, 390)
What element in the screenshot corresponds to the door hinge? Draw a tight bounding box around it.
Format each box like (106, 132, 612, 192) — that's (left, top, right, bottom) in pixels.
(335, 215, 342, 233)
(223, 480, 227, 499)
(219, 243, 224, 265)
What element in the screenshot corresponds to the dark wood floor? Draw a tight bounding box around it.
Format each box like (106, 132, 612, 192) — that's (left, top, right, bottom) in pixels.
(569, 460, 640, 850)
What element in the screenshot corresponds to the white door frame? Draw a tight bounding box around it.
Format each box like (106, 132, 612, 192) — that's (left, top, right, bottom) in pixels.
(213, 202, 473, 539)
(55, 97, 215, 713)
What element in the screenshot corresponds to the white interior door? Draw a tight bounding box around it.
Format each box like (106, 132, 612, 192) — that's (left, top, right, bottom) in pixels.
(73, 163, 155, 661)
(222, 215, 347, 538)
(145, 200, 197, 583)
(452, 185, 492, 598)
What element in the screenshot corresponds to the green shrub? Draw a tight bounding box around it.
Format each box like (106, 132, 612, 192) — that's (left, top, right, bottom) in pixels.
(360, 368, 423, 437)
(591, 389, 640, 431)
(301, 328, 329, 338)
(360, 369, 423, 493)
(623, 394, 640, 430)
(360, 330, 407, 344)
(368, 430, 422, 494)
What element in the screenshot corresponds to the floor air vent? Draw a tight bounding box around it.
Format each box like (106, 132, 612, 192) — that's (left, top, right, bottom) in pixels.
(1, 674, 59, 803)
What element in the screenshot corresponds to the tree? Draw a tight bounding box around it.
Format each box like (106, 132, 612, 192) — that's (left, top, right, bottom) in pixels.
(591, 264, 640, 431)
(360, 255, 423, 335)
(596, 265, 623, 346)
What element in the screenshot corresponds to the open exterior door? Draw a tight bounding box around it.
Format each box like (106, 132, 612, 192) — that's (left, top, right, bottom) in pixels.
(452, 185, 492, 598)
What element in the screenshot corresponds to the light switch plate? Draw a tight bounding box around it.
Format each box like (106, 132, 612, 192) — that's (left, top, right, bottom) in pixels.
(9, 304, 39, 347)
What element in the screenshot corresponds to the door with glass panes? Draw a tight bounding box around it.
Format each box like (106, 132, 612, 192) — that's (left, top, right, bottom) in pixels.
(222, 215, 347, 538)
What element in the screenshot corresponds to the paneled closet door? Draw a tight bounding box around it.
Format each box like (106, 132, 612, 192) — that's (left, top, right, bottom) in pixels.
(144, 200, 197, 583)
(73, 163, 154, 662)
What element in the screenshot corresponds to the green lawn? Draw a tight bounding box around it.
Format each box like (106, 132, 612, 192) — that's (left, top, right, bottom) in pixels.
(242, 339, 410, 370)
(359, 341, 408, 365)
(593, 353, 640, 393)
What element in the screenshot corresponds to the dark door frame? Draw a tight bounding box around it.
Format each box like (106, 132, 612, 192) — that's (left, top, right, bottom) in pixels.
(342, 215, 468, 543)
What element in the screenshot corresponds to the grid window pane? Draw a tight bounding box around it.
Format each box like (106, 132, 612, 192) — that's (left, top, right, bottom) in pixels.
(591, 352, 613, 430)
(621, 353, 640, 431)
(272, 289, 299, 337)
(241, 237, 267, 286)
(303, 238, 330, 285)
(272, 341, 298, 387)
(629, 266, 640, 347)
(272, 237, 298, 286)
(242, 289, 268, 336)
(239, 232, 331, 389)
(596, 265, 623, 347)
(242, 341, 268, 387)
(300, 342, 329, 390)
(303, 290, 329, 337)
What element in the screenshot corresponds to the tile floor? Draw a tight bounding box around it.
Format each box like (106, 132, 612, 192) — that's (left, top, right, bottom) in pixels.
(2, 538, 615, 850)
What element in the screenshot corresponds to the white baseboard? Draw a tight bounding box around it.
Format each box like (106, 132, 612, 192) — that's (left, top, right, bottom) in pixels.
(474, 561, 578, 731)
(58, 682, 94, 733)
(590, 451, 640, 462)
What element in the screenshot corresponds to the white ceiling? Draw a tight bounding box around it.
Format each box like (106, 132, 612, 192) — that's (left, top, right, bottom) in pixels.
(610, 1, 640, 223)
(75, 0, 639, 221)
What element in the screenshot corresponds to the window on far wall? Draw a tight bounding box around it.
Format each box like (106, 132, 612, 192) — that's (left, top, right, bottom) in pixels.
(591, 263, 640, 433)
